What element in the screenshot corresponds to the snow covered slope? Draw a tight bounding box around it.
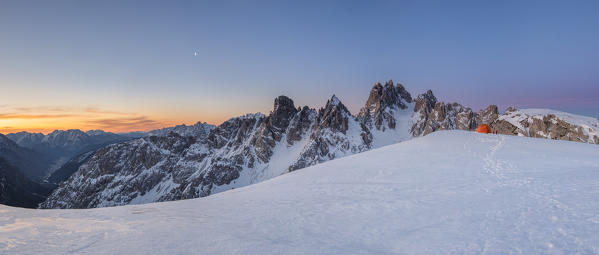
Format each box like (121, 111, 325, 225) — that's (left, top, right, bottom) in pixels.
(39, 81, 599, 209)
(3, 131, 599, 254)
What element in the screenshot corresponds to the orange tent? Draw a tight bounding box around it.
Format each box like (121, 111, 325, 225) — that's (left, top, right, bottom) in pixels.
(476, 124, 492, 134)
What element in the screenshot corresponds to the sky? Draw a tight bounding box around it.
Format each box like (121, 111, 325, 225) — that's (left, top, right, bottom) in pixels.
(1, 0, 598, 134)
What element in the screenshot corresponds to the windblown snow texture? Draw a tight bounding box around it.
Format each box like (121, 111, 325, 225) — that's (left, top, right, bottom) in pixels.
(3, 131, 599, 254)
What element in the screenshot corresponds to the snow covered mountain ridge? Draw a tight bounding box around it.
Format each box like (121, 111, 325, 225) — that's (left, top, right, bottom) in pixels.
(5, 123, 215, 148)
(40, 80, 599, 208)
(494, 108, 599, 144)
(5, 131, 599, 254)
(2, 124, 215, 181)
(7, 129, 122, 149)
(4, 129, 133, 180)
(146, 122, 215, 138)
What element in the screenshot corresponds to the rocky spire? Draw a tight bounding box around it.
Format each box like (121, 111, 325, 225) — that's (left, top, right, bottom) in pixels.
(360, 80, 412, 117)
(413, 90, 437, 114)
(316, 95, 351, 134)
(286, 106, 316, 145)
(395, 82, 412, 103)
(254, 96, 299, 163)
(357, 80, 414, 131)
(270, 95, 298, 130)
(411, 90, 478, 136)
(289, 95, 372, 172)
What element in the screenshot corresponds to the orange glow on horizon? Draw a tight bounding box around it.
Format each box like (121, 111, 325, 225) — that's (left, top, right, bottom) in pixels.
(0, 118, 225, 135)
(0, 106, 229, 135)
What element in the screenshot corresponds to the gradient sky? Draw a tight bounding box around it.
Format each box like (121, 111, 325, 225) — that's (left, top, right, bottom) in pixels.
(1, 0, 598, 134)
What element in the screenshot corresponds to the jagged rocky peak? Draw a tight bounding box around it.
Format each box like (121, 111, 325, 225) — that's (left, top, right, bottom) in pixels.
(358, 80, 414, 131)
(411, 90, 437, 135)
(289, 94, 371, 172)
(360, 80, 412, 116)
(315, 95, 351, 134)
(253, 96, 300, 162)
(395, 82, 413, 103)
(411, 90, 479, 136)
(414, 89, 438, 114)
(270, 95, 298, 129)
(286, 106, 316, 144)
(477, 105, 499, 125)
(448, 103, 477, 131)
(206, 113, 264, 150)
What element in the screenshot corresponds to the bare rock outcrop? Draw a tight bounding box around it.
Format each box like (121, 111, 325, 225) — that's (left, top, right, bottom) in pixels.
(358, 80, 413, 131)
(490, 107, 598, 144)
(411, 90, 477, 136)
(477, 105, 499, 125)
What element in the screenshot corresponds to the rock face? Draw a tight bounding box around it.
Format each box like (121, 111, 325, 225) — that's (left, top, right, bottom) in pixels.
(271, 96, 299, 129)
(253, 96, 299, 162)
(358, 80, 412, 131)
(410, 90, 477, 136)
(491, 108, 599, 144)
(46, 151, 96, 185)
(290, 95, 370, 171)
(477, 105, 499, 125)
(41, 133, 196, 208)
(41, 81, 599, 209)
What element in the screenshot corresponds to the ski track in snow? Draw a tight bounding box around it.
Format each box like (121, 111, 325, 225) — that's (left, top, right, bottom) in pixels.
(472, 134, 597, 254)
(1, 131, 599, 254)
(481, 135, 507, 182)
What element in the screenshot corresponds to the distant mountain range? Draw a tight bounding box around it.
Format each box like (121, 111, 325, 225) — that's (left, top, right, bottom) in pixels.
(5, 129, 133, 181)
(36, 80, 599, 209)
(0, 123, 220, 207)
(0, 133, 51, 181)
(2, 123, 215, 180)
